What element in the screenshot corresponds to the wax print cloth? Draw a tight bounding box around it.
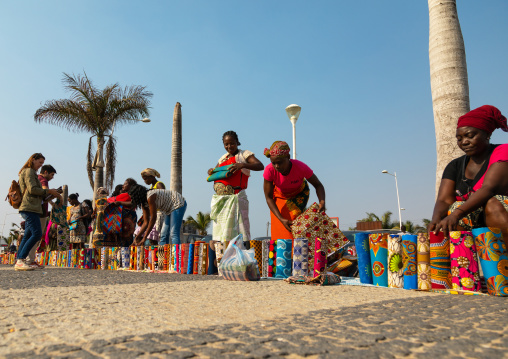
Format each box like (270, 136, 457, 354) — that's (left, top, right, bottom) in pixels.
(471, 227, 508, 296)
(157, 246, 164, 271)
(181, 244, 188, 274)
(197, 243, 204, 274)
(261, 240, 269, 277)
(163, 244, 169, 271)
(56, 225, 70, 251)
(101, 248, 107, 270)
(50, 199, 67, 227)
(275, 239, 293, 278)
(355, 233, 373, 284)
(250, 240, 263, 271)
(291, 203, 349, 272)
(137, 246, 143, 270)
(268, 239, 277, 277)
(430, 232, 452, 289)
(211, 191, 250, 242)
(369, 233, 388, 287)
(388, 235, 404, 288)
(284, 273, 341, 286)
(130, 246, 136, 270)
(292, 238, 309, 277)
(193, 241, 202, 274)
(402, 235, 418, 290)
(313, 237, 327, 277)
(78, 249, 85, 269)
(449, 231, 481, 292)
(417, 233, 431, 290)
(187, 243, 195, 274)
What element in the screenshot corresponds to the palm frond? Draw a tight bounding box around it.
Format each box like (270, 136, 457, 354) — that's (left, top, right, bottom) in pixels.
(87, 136, 95, 189)
(34, 99, 97, 133)
(105, 135, 117, 191)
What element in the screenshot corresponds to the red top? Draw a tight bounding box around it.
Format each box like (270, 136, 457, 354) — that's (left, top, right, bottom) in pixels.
(107, 192, 131, 203)
(215, 156, 248, 194)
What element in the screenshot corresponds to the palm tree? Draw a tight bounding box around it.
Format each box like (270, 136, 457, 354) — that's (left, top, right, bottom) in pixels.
(170, 102, 182, 194)
(381, 211, 393, 229)
(34, 72, 152, 193)
(361, 212, 380, 222)
(185, 212, 211, 235)
(428, 0, 470, 194)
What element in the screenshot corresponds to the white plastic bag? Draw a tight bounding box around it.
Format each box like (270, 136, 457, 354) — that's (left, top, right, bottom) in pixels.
(218, 234, 260, 281)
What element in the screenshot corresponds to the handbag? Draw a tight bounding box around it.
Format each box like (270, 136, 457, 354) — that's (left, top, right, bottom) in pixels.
(206, 164, 234, 182)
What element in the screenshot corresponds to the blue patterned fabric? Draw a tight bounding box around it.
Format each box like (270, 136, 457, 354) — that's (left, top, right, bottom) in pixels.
(402, 234, 418, 290)
(275, 239, 293, 279)
(355, 233, 372, 284)
(187, 243, 195, 274)
(292, 238, 309, 276)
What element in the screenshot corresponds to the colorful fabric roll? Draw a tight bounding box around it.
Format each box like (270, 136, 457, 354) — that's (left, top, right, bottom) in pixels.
(187, 243, 195, 274)
(157, 246, 165, 271)
(101, 248, 107, 270)
(313, 237, 327, 277)
(430, 232, 452, 289)
(197, 243, 204, 274)
(144, 247, 150, 269)
(417, 233, 431, 290)
(78, 249, 85, 269)
(56, 225, 70, 251)
(207, 242, 217, 275)
(175, 244, 181, 273)
(387, 235, 404, 288)
(449, 231, 481, 292)
(181, 244, 188, 274)
(268, 239, 277, 277)
(163, 244, 169, 271)
(262, 240, 269, 277)
(170, 244, 177, 272)
(137, 246, 143, 270)
(130, 246, 136, 270)
(402, 234, 418, 290)
(354, 233, 372, 284)
(193, 241, 202, 274)
(292, 238, 309, 277)
(471, 227, 508, 296)
(369, 233, 388, 287)
(275, 239, 293, 278)
(122, 247, 130, 269)
(250, 240, 263, 271)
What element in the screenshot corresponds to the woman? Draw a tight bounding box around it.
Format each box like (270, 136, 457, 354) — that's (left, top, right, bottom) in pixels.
(207, 131, 264, 264)
(263, 141, 326, 240)
(16, 153, 61, 271)
(126, 184, 187, 246)
(141, 168, 167, 244)
(67, 193, 89, 249)
(103, 180, 138, 247)
(430, 105, 508, 243)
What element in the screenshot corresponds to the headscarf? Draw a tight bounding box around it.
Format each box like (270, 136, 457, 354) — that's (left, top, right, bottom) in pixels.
(141, 168, 160, 178)
(96, 187, 109, 196)
(128, 184, 148, 209)
(263, 141, 290, 158)
(457, 105, 508, 135)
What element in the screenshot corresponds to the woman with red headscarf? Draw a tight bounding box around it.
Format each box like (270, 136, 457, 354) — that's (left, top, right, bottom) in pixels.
(430, 105, 508, 241)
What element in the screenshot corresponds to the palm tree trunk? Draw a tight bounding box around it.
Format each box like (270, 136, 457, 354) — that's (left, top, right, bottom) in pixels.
(170, 102, 182, 194)
(93, 136, 105, 202)
(428, 0, 470, 195)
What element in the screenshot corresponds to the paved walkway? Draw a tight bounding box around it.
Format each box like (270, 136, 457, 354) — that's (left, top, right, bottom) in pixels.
(1, 266, 507, 358)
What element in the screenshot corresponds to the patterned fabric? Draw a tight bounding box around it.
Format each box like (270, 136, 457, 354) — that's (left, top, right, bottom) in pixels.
(157, 246, 164, 271)
(181, 244, 188, 274)
(137, 246, 144, 270)
(402, 235, 418, 290)
(163, 244, 169, 271)
(275, 239, 293, 279)
(292, 238, 309, 277)
(430, 232, 452, 289)
(78, 249, 85, 269)
(313, 237, 327, 278)
(292, 203, 349, 272)
(211, 191, 250, 242)
(271, 181, 310, 241)
(187, 244, 195, 274)
(447, 195, 508, 230)
(50, 199, 68, 227)
(263, 140, 290, 158)
(102, 204, 122, 234)
(387, 235, 404, 288)
(146, 189, 185, 216)
(101, 248, 107, 270)
(417, 233, 432, 291)
(355, 233, 372, 284)
(122, 247, 131, 268)
(250, 240, 263, 272)
(471, 227, 508, 296)
(268, 239, 277, 277)
(369, 233, 388, 287)
(56, 225, 70, 251)
(130, 246, 136, 270)
(262, 240, 269, 277)
(284, 273, 341, 286)
(198, 243, 207, 275)
(449, 231, 481, 292)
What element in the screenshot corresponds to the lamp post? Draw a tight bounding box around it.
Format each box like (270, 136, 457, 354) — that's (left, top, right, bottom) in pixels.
(285, 105, 301, 159)
(381, 170, 403, 230)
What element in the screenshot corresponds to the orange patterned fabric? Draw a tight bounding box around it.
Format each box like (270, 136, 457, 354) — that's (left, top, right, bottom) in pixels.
(271, 181, 309, 240)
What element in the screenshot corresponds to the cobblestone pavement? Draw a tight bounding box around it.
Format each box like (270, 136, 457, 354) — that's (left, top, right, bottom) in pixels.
(1, 266, 507, 358)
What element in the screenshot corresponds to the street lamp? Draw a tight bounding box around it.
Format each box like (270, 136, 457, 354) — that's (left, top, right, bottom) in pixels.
(285, 105, 301, 159)
(381, 170, 403, 230)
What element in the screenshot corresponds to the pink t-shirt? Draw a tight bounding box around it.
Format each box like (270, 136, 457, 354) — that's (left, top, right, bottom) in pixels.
(263, 159, 314, 194)
(472, 143, 508, 193)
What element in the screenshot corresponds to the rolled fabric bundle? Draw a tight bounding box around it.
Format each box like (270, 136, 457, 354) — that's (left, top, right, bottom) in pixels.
(471, 227, 508, 296)
(137, 246, 143, 270)
(144, 247, 150, 269)
(268, 239, 277, 277)
(275, 239, 293, 278)
(171, 244, 178, 272)
(355, 233, 372, 284)
(388, 235, 404, 288)
(369, 233, 388, 287)
(449, 231, 481, 292)
(250, 240, 263, 271)
(193, 241, 202, 274)
(262, 240, 269, 277)
(207, 242, 217, 275)
(78, 249, 85, 269)
(430, 232, 452, 289)
(156, 246, 163, 271)
(402, 234, 418, 290)
(101, 248, 107, 270)
(179, 244, 187, 274)
(122, 247, 130, 269)
(417, 233, 431, 290)
(187, 243, 195, 274)
(292, 238, 309, 277)
(163, 244, 169, 271)
(313, 237, 327, 277)
(129, 246, 136, 270)
(197, 243, 204, 274)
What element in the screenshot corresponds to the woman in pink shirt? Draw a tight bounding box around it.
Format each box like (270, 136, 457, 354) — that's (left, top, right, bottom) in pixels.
(263, 141, 326, 240)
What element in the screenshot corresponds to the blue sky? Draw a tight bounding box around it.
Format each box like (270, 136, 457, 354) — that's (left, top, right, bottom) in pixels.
(1, 1, 508, 238)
